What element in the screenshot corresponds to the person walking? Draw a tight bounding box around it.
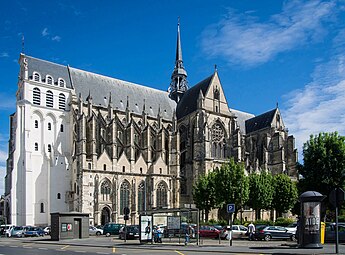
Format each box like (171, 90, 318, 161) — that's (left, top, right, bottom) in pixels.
(248, 222, 255, 241)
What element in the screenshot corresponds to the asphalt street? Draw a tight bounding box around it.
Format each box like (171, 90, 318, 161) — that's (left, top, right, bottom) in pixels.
(0, 235, 344, 254)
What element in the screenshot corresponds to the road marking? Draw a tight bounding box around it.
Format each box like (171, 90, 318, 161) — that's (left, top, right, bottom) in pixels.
(97, 252, 110, 254)
(38, 248, 48, 250)
(10, 246, 18, 248)
(175, 251, 185, 255)
(61, 245, 70, 250)
(112, 247, 116, 253)
(75, 251, 86, 253)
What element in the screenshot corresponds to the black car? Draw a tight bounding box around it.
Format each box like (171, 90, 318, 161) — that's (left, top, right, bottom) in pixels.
(254, 225, 296, 241)
(119, 225, 139, 240)
(325, 223, 345, 243)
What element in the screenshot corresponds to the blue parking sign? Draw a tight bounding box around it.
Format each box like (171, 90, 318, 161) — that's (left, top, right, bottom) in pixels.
(227, 204, 235, 213)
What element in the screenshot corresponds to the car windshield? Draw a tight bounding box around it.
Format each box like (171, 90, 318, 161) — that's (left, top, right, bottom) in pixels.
(256, 225, 266, 231)
(128, 226, 139, 232)
(14, 227, 22, 230)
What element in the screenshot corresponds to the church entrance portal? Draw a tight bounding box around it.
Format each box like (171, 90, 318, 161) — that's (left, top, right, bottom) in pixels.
(101, 207, 111, 226)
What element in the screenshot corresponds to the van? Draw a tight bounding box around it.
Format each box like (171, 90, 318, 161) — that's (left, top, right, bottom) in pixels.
(103, 223, 124, 236)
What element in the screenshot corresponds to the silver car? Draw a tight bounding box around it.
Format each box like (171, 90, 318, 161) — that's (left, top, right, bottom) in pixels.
(221, 225, 248, 240)
(89, 226, 103, 236)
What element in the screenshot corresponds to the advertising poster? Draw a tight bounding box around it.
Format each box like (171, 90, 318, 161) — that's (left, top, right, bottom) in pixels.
(140, 215, 153, 242)
(167, 216, 180, 230)
(304, 202, 320, 233)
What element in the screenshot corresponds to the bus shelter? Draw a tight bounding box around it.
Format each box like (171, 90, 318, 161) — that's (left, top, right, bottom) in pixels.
(139, 207, 200, 245)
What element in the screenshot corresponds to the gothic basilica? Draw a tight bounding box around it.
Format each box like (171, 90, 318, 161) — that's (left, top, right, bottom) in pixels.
(5, 23, 297, 227)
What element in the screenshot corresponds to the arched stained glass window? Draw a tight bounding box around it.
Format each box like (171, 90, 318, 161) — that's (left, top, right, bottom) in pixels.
(101, 180, 111, 201)
(211, 122, 226, 158)
(156, 181, 167, 208)
(138, 181, 145, 213)
(120, 181, 130, 215)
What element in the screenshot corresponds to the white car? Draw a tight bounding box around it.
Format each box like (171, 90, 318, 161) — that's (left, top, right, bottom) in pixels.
(89, 226, 103, 236)
(285, 223, 297, 234)
(221, 225, 248, 240)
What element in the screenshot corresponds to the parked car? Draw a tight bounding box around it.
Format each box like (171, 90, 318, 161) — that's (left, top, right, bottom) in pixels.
(254, 225, 296, 241)
(198, 225, 221, 239)
(24, 226, 45, 237)
(0, 225, 14, 237)
(118, 225, 139, 240)
(220, 225, 248, 240)
(325, 223, 345, 243)
(10, 226, 25, 237)
(43, 226, 51, 235)
(94, 225, 103, 230)
(103, 223, 125, 237)
(285, 222, 297, 234)
(89, 226, 103, 236)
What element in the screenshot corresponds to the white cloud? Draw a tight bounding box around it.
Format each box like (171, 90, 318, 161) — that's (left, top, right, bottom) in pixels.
(41, 28, 61, 42)
(52, 35, 61, 42)
(0, 149, 7, 165)
(282, 52, 345, 160)
(0, 52, 9, 58)
(42, 27, 49, 37)
(200, 0, 337, 66)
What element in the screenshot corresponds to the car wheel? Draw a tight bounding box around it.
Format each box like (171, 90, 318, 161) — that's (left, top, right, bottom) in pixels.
(105, 233, 110, 237)
(96, 231, 101, 236)
(264, 234, 271, 241)
(291, 234, 297, 242)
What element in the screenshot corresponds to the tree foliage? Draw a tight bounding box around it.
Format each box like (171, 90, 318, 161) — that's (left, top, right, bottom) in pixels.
(213, 158, 249, 217)
(192, 172, 216, 221)
(247, 171, 274, 219)
(272, 174, 298, 215)
(193, 158, 249, 220)
(298, 132, 345, 200)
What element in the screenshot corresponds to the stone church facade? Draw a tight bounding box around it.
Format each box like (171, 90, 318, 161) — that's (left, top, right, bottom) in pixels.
(5, 23, 297, 226)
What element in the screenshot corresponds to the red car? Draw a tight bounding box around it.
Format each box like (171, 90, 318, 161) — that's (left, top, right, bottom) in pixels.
(198, 225, 221, 238)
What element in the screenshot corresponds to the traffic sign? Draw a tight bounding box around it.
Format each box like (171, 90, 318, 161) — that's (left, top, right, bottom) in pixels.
(329, 188, 345, 208)
(227, 204, 235, 213)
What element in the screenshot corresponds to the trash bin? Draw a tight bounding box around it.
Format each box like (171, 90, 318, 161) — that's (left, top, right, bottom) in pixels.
(320, 222, 325, 244)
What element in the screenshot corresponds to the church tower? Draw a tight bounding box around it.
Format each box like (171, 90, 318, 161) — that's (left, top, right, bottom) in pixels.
(168, 19, 188, 103)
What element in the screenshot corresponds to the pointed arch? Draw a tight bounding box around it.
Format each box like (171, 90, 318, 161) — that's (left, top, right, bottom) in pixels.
(211, 120, 227, 159)
(138, 181, 145, 213)
(100, 178, 111, 201)
(156, 181, 168, 208)
(120, 180, 130, 215)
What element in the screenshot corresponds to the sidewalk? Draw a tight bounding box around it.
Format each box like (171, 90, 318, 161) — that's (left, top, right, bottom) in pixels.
(23, 236, 345, 254)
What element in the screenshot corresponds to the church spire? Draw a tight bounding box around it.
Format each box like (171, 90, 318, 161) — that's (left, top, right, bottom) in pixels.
(168, 18, 188, 103)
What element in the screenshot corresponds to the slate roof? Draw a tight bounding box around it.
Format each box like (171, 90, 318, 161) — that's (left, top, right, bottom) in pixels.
(26, 56, 73, 89)
(245, 108, 277, 134)
(70, 68, 176, 120)
(230, 109, 255, 134)
(176, 74, 214, 119)
(24, 55, 176, 120)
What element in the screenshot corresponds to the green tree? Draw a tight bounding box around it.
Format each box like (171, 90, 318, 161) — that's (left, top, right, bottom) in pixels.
(298, 132, 345, 206)
(272, 174, 298, 216)
(247, 171, 274, 220)
(213, 158, 249, 220)
(193, 172, 216, 221)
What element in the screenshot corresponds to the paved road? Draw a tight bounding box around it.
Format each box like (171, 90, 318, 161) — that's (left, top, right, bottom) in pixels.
(0, 235, 344, 254)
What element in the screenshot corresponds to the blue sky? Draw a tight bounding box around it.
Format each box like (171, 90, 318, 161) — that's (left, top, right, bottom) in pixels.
(1, 0, 345, 194)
